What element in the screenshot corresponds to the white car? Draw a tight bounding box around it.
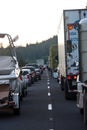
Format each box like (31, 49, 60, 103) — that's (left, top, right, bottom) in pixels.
(20, 68, 32, 87)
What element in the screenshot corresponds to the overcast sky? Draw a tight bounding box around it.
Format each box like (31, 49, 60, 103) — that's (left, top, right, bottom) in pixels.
(0, 0, 87, 46)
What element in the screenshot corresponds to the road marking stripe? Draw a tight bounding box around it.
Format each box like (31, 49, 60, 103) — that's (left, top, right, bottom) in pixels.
(48, 92, 51, 96)
(48, 104, 52, 110)
(49, 117, 53, 121)
(48, 86, 50, 89)
(47, 82, 50, 85)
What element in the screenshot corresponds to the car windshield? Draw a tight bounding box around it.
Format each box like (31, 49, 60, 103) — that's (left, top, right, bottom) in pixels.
(32, 65, 39, 68)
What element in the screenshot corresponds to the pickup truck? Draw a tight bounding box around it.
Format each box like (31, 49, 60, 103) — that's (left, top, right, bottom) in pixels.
(0, 33, 22, 115)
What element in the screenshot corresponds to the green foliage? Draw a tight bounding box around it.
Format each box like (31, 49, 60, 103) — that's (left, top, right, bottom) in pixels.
(49, 45, 58, 69)
(16, 35, 58, 65)
(0, 35, 58, 67)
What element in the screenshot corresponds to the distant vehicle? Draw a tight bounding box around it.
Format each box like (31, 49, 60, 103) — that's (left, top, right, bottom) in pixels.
(26, 64, 41, 80)
(36, 59, 44, 66)
(22, 66, 37, 83)
(53, 68, 59, 79)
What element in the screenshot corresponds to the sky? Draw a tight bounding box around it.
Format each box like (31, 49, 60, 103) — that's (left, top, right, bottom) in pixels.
(0, 0, 87, 46)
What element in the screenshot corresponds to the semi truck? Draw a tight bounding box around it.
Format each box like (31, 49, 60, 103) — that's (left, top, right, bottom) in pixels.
(58, 9, 87, 99)
(0, 33, 22, 115)
(36, 59, 44, 66)
(58, 8, 87, 124)
(76, 18, 87, 125)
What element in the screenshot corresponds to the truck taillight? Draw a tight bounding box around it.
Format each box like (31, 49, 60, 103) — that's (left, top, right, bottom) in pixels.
(67, 75, 71, 80)
(74, 75, 77, 80)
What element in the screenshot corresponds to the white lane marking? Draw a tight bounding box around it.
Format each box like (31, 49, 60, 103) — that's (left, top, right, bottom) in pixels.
(49, 129, 54, 130)
(49, 117, 53, 121)
(48, 92, 51, 96)
(47, 82, 50, 85)
(48, 86, 50, 89)
(48, 104, 52, 110)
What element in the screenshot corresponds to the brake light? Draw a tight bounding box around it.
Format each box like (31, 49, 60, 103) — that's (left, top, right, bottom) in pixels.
(67, 75, 71, 80)
(74, 75, 77, 80)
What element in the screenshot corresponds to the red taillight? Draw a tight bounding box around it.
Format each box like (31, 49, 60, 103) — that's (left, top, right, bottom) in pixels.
(74, 75, 77, 80)
(67, 75, 77, 80)
(67, 75, 71, 80)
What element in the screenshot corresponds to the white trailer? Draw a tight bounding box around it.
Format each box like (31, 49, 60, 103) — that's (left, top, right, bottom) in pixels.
(36, 59, 44, 66)
(58, 9, 87, 99)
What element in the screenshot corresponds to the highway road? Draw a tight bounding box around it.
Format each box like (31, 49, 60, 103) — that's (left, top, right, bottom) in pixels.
(0, 69, 86, 130)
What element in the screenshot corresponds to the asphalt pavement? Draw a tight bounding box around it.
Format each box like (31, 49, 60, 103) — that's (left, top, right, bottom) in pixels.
(0, 69, 86, 130)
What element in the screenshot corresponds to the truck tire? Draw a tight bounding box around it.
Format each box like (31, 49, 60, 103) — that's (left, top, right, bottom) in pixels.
(61, 77, 64, 91)
(64, 80, 69, 99)
(83, 93, 87, 125)
(14, 108, 20, 115)
(39, 75, 41, 80)
(80, 108, 83, 114)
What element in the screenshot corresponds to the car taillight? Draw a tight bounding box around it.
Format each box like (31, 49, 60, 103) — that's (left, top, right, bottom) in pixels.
(67, 75, 71, 80)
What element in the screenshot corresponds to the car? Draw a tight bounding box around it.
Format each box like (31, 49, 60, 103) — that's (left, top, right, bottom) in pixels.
(26, 64, 41, 80)
(20, 68, 32, 97)
(20, 68, 32, 86)
(22, 66, 37, 83)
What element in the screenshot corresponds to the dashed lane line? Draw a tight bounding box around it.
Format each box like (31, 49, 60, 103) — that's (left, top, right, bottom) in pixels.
(48, 92, 51, 96)
(48, 104, 52, 111)
(46, 70, 54, 130)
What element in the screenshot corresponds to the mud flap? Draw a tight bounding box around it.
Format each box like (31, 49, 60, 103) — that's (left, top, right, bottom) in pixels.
(83, 93, 87, 125)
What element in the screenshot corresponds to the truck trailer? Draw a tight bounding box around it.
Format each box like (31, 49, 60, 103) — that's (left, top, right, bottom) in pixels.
(58, 9, 87, 99)
(76, 18, 87, 125)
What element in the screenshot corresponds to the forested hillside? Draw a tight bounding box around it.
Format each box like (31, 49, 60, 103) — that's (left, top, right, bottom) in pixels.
(16, 35, 58, 66)
(0, 35, 58, 66)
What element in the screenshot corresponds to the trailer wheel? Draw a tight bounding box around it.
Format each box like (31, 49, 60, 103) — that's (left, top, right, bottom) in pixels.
(64, 80, 69, 99)
(83, 93, 87, 125)
(14, 108, 20, 115)
(80, 108, 83, 114)
(39, 76, 41, 80)
(61, 77, 64, 91)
